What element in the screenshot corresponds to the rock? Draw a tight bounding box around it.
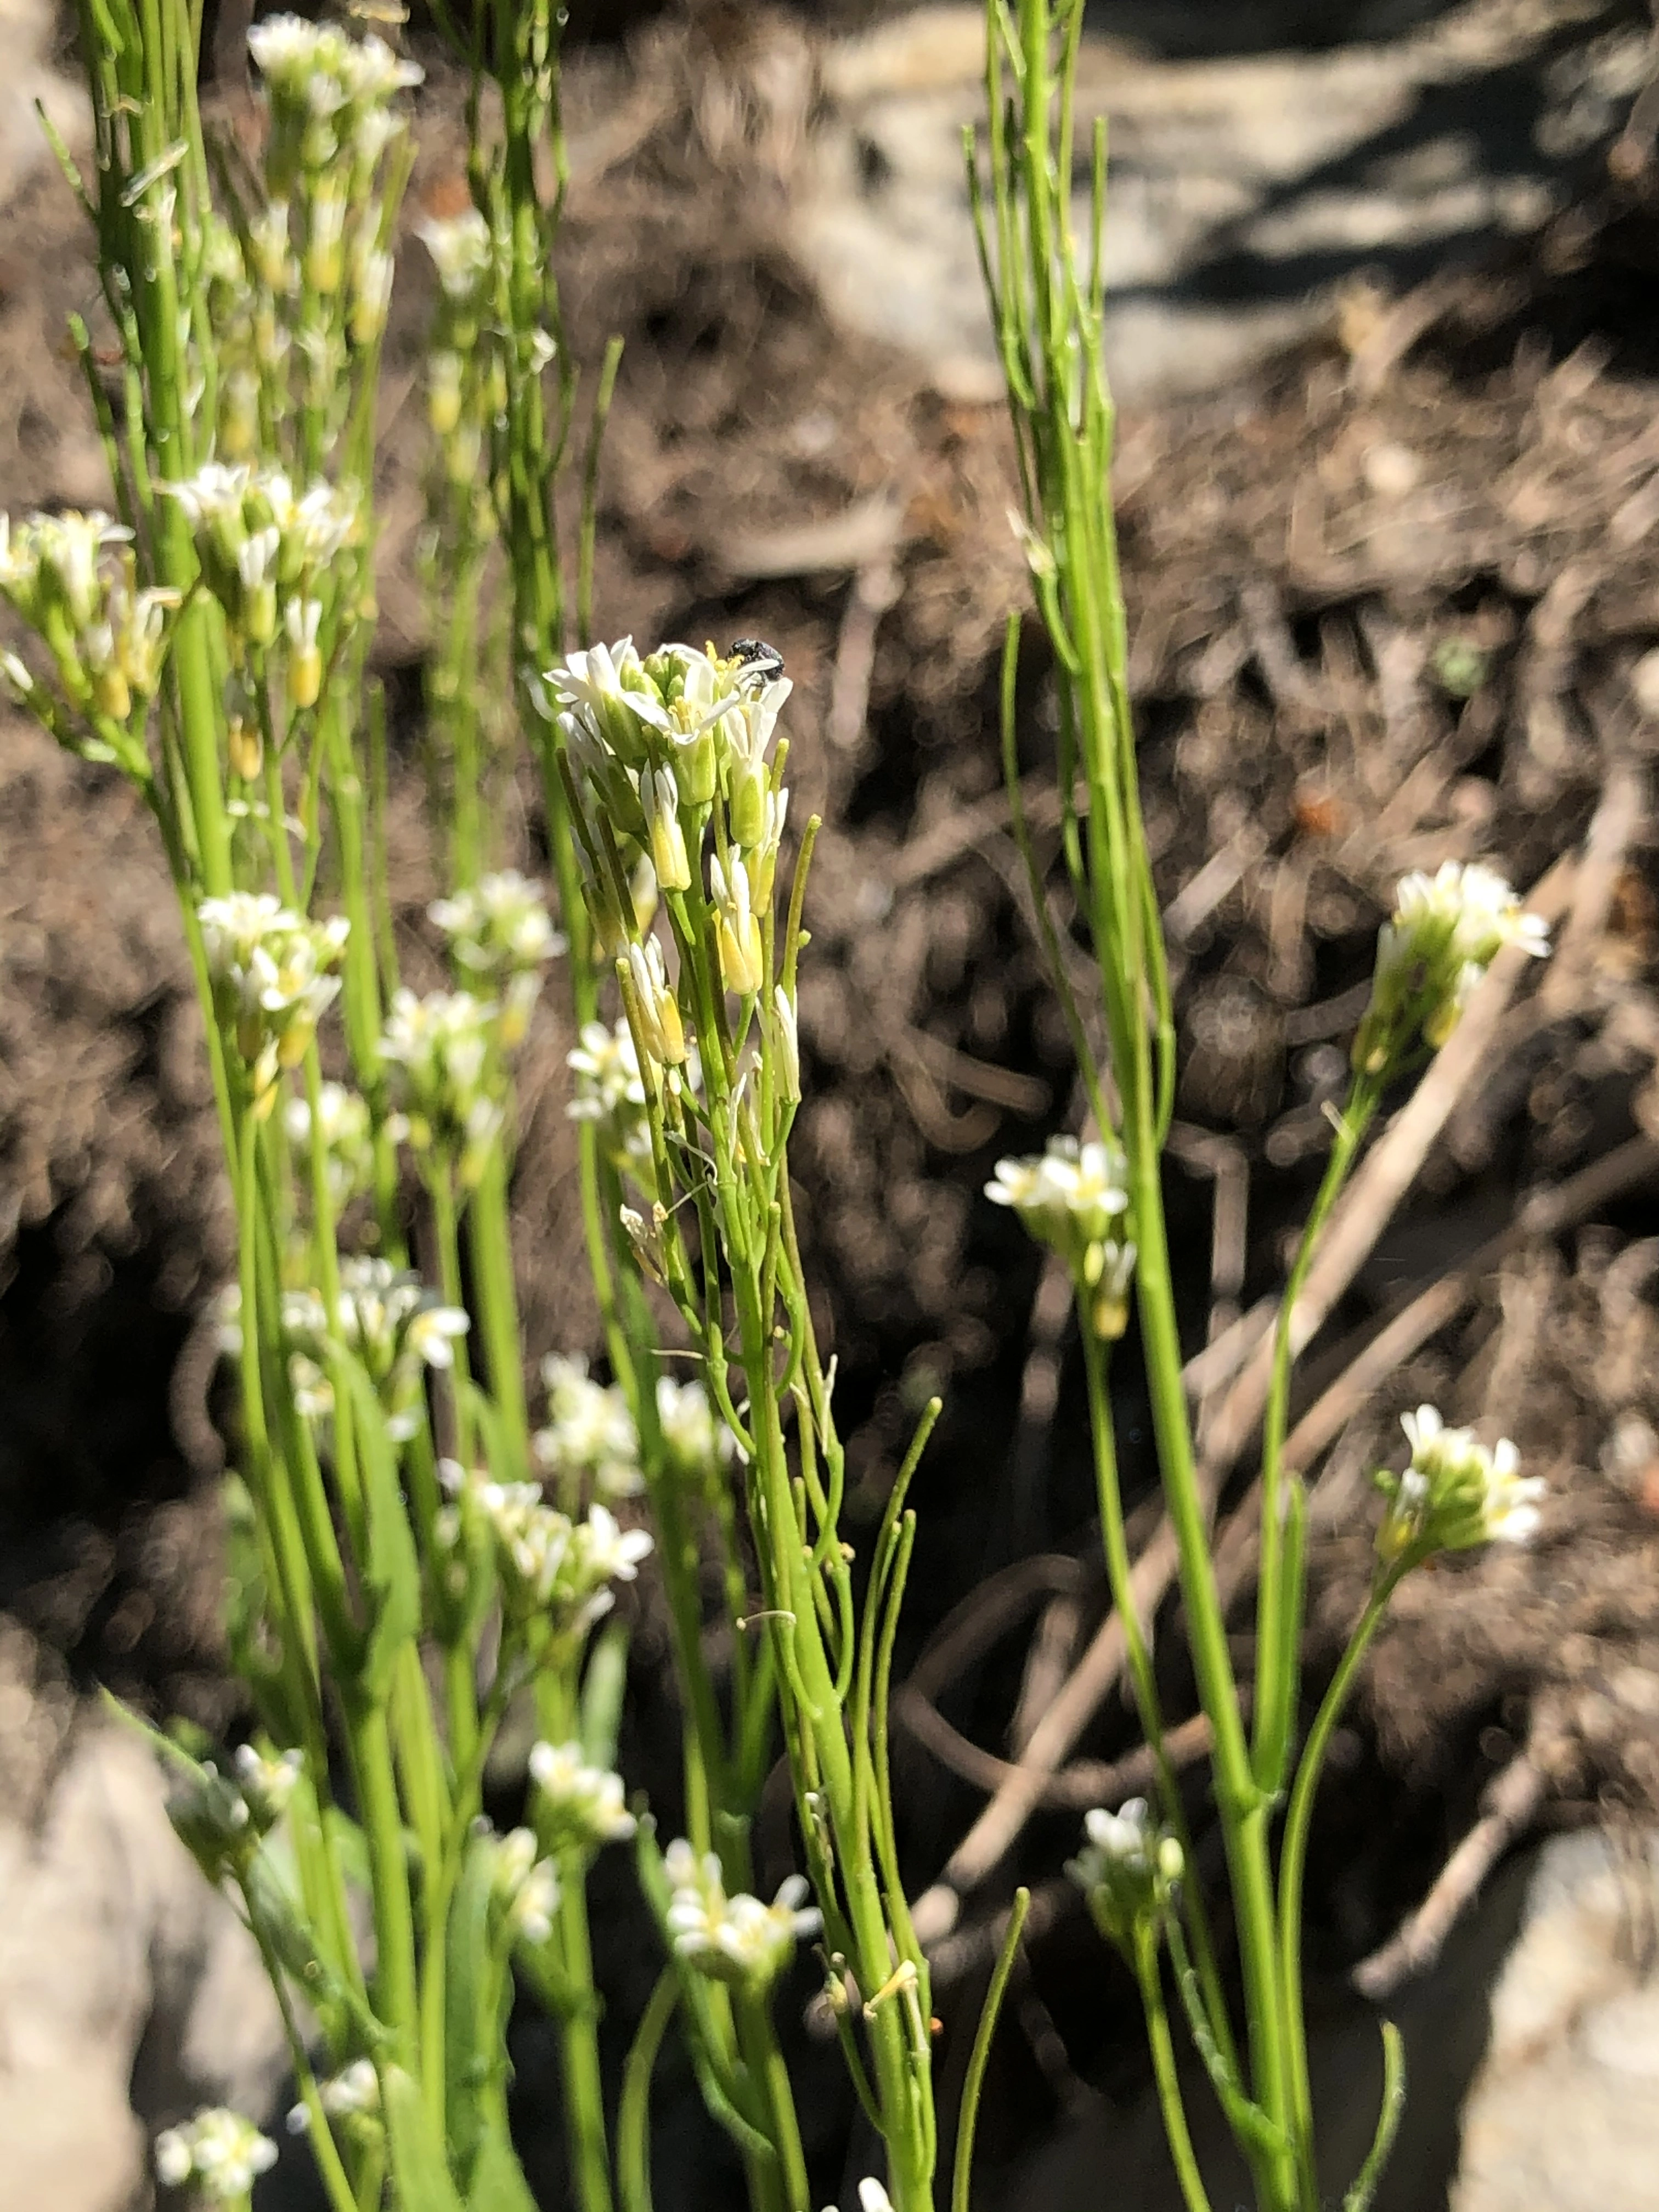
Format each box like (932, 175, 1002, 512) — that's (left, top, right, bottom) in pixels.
(791, 0, 1633, 403)
(0, 1622, 287, 2212)
(1452, 1827, 1659, 2212)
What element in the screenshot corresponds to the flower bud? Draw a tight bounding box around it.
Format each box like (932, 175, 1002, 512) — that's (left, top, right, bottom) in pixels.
(710, 851, 764, 997)
(627, 937, 687, 1069)
(642, 765, 692, 894)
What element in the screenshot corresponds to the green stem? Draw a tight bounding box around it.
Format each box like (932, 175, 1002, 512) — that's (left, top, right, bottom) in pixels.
(467, 1142, 529, 1452)
(1278, 1573, 1401, 2210)
(1254, 1086, 1375, 1797)
(1130, 1127, 1295, 2212)
(618, 1971, 678, 2212)
(1134, 1923, 1212, 2212)
(347, 1697, 419, 2058)
(951, 1889, 1029, 2212)
(554, 1864, 615, 2212)
(735, 1993, 809, 2212)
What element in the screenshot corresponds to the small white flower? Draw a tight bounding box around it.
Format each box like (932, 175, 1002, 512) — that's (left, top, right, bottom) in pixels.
(152, 2107, 277, 2200)
(528, 1739, 636, 1848)
(987, 1135, 1135, 1331)
(857, 2185, 895, 2212)
(1355, 862, 1549, 1075)
(533, 1353, 641, 1502)
(417, 207, 493, 299)
(654, 1375, 733, 1488)
(232, 1742, 303, 1827)
(665, 1848, 820, 1992)
(626, 935, 688, 1069)
(1068, 1798, 1183, 1953)
(709, 850, 764, 997)
(1375, 1406, 1544, 1563)
(489, 1824, 560, 1944)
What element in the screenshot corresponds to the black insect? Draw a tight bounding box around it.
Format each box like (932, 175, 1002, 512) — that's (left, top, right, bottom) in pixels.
(728, 637, 786, 686)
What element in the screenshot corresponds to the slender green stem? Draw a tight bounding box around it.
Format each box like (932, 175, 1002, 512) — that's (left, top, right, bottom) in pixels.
(951, 1889, 1029, 2212)
(735, 1993, 809, 2212)
(618, 1971, 678, 2212)
(554, 1864, 616, 2212)
(1131, 1123, 1294, 2212)
(347, 1697, 420, 2058)
(1254, 1085, 1376, 1797)
(1278, 1573, 1401, 2209)
(1134, 1924, 1212, 2212)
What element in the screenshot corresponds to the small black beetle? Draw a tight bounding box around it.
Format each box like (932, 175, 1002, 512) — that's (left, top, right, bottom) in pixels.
(727, 637, 786, 686)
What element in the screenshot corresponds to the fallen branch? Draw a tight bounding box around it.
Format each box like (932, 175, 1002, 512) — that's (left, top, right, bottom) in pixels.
(1351, 1743, 1548, 1999)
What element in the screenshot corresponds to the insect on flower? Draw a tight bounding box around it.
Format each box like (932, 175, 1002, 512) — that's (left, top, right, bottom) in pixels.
(728, 637, 785, 687)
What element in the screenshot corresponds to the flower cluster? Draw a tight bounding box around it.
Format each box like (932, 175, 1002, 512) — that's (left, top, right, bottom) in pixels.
(287, 2056, 380, 2140)
(430, 870, 563, 1048)
(663, 1841, 820, 1995)
(276, 1257, 469, 1441)
(1352, 862, 1550, 1078)
(528, 1740, 636, 1852)
(154, 2107, 278, 2201)
(567, 1017, 652, 1182)
(163, 465, 359, 741)
(546, 638, 791, 988)
(416, 205, 501, 483)
(285, 1080, 392, 1213)
(986, 1134, 1138, 1339)
(1374, 1404, 1544, 1567)
(1066, 1797, 1184, 1955)
(245, 16, 418, 359)
(443, 1467, 653, 1637)
(197, 893, 349, 1112)
(654, 1374, 737, 1493)
(166, 1755, 258, 1882)
(533, 1354, 642, 1503)
(233, 1742, 304, 1829)
(380, 986, 503, 1183)
(488, 1825, 560, 1946)
(0, 510, 174, 748)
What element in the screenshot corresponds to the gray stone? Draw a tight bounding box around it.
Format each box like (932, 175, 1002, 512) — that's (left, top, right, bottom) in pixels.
(791, 1, 1633, 403)
(0, 1628, 287, 2212)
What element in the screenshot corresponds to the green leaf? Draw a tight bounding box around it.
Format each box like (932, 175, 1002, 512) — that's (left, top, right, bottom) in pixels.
(581, 1620, 630, 1770)
(465, 2126, 541, 2212)
(445, 1826, 510, 2187)
(342, 1358, 422, 1702)
(381, 2067, 467, 2212)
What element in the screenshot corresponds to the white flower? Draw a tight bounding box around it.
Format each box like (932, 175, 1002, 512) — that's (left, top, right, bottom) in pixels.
(320, 2058, 379, 2118)
(534, 1354, 642, 1502)
(857, 2185, 895, 2212)
(626, 935, 688, 1069)
(528, 1739, 636, 1848)
(417, 208, 493, 299)
(233, 1742, 303, 1827)
(1067, 1798, 1183, 1953)
(656, 1375, 730, 1477)
(380, 986, 501, 1169)
(279, 1257, 468, 1441)
(284, 1080, 387, 1210)
(196, 894, 348, 1092)
(987, 1135, 1135, 1331)
(665, 1846, 820, 1991)
(153, 2108, 277, 2200)
(709, 850, 764, 996)
(1355, 861, 1549, 1074)
(489, 1825, 560, 1944)
(1375, 1406, 1545, 1564)
(566, 1017, 652, 1181)
(161, 462, 253, 532)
